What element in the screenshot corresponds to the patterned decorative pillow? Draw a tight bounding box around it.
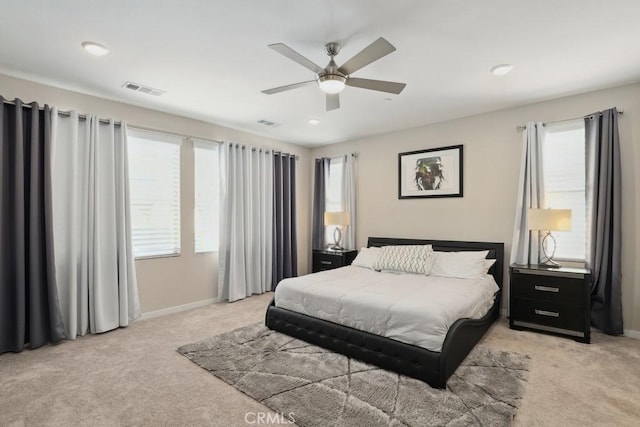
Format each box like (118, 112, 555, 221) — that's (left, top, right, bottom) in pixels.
(374, 245, 434, 274)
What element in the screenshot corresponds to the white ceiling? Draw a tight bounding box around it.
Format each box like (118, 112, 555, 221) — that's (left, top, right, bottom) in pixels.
(1, 0, 639, 147)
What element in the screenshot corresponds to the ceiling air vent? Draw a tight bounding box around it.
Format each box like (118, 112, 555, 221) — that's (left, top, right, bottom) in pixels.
(122, 81, 165, 96)
(257, 119, 277, 127)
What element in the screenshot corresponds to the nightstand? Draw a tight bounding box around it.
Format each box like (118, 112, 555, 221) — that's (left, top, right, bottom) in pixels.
(312, 249, 358, 273)
(509, 264, 591, 343)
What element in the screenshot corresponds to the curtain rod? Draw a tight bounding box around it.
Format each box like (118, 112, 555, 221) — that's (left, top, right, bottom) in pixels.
(1, 98, 123, 126)
(127, 127, 300, 161)
(322, 153, 358, 160)
(0, 103, 222, 143)
(227, 143, 299, 160)
(2, 99, 283, 153)
(127, 124, 223, 145)
(2, 98, 299, 159)
(83, 122, 300, 160)
(516, 110, 624, 131)
(275, 151, 300, 161)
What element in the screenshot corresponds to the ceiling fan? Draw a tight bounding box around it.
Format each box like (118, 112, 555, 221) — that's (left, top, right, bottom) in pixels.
(262, 37, 406, 111)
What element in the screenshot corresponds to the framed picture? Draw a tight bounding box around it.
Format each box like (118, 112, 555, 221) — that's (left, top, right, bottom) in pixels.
(398, 144, 463, 199)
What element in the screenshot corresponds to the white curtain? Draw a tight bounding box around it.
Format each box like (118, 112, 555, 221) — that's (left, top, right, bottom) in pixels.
(341, 154, 357, 249)
(51, 110, 140, 339)
(218, 143, 273, 302)
(510, 122, 545, 265)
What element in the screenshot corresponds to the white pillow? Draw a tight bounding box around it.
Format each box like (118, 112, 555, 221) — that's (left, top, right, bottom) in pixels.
(483, 258, 497, 273)
(374, 245, 434, 275)
(430, 250, 490, 279)
(351, 246, 381, 270)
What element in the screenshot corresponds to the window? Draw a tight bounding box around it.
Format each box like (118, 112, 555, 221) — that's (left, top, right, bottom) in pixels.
(127, 129, 182, 258)
(326, 157, 344, 212)
(542, 120, 586, 261)
(325, 157, 344, 244)
(193, 140, 220, 253)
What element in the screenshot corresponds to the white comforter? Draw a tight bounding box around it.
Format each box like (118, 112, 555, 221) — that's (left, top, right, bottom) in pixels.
(274, 266, 499, 352)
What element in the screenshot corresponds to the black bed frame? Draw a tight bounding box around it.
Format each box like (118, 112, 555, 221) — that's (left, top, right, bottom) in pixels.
(265, 237, 504, 389)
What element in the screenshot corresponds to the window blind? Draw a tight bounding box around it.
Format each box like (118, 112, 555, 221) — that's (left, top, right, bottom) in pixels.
(325, 156, 345, 245)
(127, 129, 182, 258)
(193, 140, 220, 253)
(542, 121, 586, 261)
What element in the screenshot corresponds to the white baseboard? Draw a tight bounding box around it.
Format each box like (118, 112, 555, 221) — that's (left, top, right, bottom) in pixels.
(141, 298, 217, 320)
(624, 329, 640, 339)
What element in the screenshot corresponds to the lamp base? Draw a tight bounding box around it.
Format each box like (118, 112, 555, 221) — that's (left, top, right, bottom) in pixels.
(537, 259, 561, 268)
(539, 231, 561, 268)
(329, 226, 343, 251)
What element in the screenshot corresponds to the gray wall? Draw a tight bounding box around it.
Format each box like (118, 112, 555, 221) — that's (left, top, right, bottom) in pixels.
(310, 83, 640, 334)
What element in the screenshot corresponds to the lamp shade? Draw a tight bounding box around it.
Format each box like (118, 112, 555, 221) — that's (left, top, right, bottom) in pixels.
(528, 208, 572, 231)
(324, 211, 350, 226)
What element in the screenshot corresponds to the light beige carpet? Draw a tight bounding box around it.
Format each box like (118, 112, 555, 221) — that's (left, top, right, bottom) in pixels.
(1, 292, 639, 426)
(178, 323, 530, 426)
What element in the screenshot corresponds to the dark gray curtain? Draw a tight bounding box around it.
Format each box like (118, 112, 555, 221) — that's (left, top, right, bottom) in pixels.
(0, 97, 67, 353)
(585, 107, 623, 335)
(312, 158, 330, 250)
(272, 153, 297, 288)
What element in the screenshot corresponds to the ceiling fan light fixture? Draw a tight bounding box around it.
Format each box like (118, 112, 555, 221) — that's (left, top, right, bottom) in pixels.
(317, 74, 346, 94)
(491, 64, 513, 76)
(263, 37, 405, 111)
(81, 41, 109, 56)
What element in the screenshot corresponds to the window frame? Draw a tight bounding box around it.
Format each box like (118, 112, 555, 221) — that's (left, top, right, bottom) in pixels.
(541, 119, 587, 263)
(324, 156, 345, 246)
(127, 128, 183, 260)
(193, 139, 220, 254)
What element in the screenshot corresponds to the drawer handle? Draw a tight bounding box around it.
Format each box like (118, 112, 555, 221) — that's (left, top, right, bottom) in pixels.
(320, 261, 333, 265)
(534, 285, 559, 293)
(535, 309, 559, 318)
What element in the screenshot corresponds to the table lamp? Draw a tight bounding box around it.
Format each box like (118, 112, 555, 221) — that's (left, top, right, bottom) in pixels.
(324, 211, 350, 250)
(528, 208, 572, 268)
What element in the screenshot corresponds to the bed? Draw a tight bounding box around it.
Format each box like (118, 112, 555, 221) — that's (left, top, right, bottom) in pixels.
(265, 237, 504, 389)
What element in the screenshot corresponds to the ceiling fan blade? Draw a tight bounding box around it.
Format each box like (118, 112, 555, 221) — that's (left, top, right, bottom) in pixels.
(346, 77, 406, 94)
(268, 43, 325, 74)
(262, 80, 316, 95)
(338, 37, 396, 75)
(326, 93, 340, 111)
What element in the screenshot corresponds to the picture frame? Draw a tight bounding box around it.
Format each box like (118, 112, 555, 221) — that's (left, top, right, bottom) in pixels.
(398, 144, 463, 199)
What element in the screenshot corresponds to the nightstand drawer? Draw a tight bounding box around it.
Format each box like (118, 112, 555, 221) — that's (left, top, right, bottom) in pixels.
(512, 298, 584, 331)
(313, 254, 340, 271)
(312, 249, 358, 273)
(511, 272, 583, 303)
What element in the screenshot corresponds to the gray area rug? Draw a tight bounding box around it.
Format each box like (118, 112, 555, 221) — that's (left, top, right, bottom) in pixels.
(178, 323, 530, 426)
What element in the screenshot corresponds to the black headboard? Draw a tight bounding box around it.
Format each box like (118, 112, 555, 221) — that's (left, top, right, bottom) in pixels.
(367, 237, 505, 289)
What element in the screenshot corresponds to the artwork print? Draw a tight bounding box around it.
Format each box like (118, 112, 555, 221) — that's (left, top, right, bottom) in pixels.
(398, 145, 463, 199)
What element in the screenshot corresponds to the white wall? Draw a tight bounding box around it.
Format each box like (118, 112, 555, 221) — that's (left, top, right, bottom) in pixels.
(0, 73, 312, 313)
(311, 83, 640, 333)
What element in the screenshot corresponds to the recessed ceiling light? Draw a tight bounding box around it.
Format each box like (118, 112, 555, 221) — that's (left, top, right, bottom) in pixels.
(491, 64, 513, 76)
(81, 41, 109, 57)
(308, 119, 320, 126)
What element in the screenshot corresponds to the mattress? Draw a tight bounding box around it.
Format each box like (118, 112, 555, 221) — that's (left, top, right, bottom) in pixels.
(274, 266, 499, 352)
